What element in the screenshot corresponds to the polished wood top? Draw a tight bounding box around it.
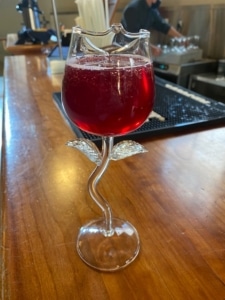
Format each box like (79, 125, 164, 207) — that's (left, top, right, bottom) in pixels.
(2, 55, 225, 299)
(5, 33, 56, 55)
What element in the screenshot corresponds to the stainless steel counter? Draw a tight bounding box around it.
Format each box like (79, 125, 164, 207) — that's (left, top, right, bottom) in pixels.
(189, 73, 225, 102)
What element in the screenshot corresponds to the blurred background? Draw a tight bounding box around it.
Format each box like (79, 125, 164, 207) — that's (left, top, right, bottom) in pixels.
(0, 0, 224, 77)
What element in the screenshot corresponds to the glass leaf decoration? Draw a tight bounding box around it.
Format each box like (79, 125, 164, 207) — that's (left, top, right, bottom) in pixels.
(66, 139, 102, 165)
(110, 140, 148, 161)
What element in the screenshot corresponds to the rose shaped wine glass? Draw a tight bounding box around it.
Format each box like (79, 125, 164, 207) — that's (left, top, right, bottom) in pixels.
(62, 24, 155, 271)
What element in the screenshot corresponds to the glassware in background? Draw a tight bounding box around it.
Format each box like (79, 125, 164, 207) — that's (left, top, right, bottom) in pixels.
(186, 35, 200, 50)
(170, 37, 188, 53)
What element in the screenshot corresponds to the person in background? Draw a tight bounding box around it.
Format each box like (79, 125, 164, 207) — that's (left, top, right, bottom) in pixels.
(121, 0, 183, 56)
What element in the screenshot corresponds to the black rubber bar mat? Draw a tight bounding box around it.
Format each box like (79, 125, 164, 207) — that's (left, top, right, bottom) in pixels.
(53, 76, 225, 147)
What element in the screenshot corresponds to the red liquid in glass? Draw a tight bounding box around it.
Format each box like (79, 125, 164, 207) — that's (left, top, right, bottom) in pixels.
(62, 55, 155, 136)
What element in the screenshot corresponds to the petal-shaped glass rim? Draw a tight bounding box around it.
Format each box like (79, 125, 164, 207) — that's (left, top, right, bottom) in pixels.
(72, 23, 150, 39)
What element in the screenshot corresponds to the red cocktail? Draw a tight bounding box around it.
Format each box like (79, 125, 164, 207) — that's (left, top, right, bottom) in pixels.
(62, 54, 155, 136)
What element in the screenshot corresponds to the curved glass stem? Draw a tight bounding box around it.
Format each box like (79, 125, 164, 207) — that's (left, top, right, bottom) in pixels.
(88, 136, 114, 236)
(76, 135, 140, 271)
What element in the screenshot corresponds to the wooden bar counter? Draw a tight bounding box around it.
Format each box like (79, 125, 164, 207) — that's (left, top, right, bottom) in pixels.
(5, 33, 57, 56)
(1, 55, 225, 299)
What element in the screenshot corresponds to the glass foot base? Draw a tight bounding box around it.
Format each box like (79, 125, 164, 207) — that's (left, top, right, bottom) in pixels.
(77, 218, 140, 271)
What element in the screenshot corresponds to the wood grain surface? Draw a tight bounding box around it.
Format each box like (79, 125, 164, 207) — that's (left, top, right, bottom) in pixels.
(1, 55, 225, 300)
(5, 34, 56, 56)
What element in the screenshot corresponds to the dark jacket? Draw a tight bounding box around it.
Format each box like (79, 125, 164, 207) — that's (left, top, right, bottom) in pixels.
(121, 0, 171, 34)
